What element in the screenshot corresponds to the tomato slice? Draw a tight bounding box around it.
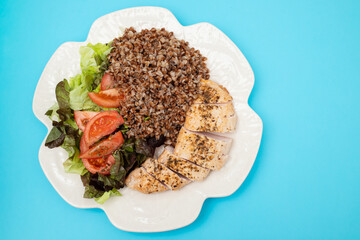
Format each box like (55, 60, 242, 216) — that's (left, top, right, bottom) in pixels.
(80, 135, 115, 175)
(80, 131, 124, 159)
(80, 135, 89, 154)
(88, 89, 124, 108)
(74, 111, 99, 132)
(101, 73, 116, 91)
(83, 110, 124, 147)
(79, 111, 123, 173)
(82, 155, 116, 175)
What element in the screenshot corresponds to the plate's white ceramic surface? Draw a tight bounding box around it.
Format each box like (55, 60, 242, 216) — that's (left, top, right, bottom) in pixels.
(33, 7, 263, 232)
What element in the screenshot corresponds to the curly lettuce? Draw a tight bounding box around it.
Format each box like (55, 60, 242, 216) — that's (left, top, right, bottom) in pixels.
(45, 43, 118, 203)
(45, 42, 155, 204)
(69, 43, 112, 110)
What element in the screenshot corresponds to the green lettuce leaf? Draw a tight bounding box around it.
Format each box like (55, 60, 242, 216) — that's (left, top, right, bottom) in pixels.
(63, 148, 88, 175)
(68, 81, 100, 111)
(61, 134, 76, 156)
(45, 126, 65, 148)
(83, 185, 104, 199)
(45, 79, 84, 169)
(54, 80, 73, 122)
(79, 46, 98, 75)
(79, 43, 111, 75)
(97, 174, 122, 188)
(56, 80, 70, 110)
(45, 103, 59, 121)
(45, 42, 111, 148)
(64, 118, 78, 130)
(45, 42, 122, 204)
(67, 43, 112, 111)
(95, 188, 121, 204)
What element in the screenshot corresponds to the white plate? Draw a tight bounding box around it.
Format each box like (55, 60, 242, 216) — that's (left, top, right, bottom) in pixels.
(33, 7, 263, 232)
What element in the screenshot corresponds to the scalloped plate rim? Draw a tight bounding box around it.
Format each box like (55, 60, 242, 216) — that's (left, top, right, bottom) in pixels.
(32, 6, 263, 232)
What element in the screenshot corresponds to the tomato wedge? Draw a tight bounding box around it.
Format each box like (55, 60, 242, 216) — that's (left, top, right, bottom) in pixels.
(80, 131, 124, 159)
(101, 73, 116, 91)
(80, 134, 115, 175)
(80, 136, 89, 154)
(82, 155, 116, 175)
(83, 110, 124, 147)
(74, 111, 99, 132)
(88, 89, 124, 108)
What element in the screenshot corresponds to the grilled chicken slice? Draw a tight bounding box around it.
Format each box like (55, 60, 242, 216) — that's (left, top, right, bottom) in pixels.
(125, 167, 168, 194)
(185, 102, 236, 132)
(194, 79, 233, 104)
(159, 147, 210, 181)
(142, 158, 189, 190)
(174, 128, 232, 170)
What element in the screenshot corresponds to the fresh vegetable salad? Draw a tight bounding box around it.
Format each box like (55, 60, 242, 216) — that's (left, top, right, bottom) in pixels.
(45, 43, 158, 203)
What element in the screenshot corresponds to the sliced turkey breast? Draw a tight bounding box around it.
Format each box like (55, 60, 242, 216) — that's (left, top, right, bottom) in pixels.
(142, 158, 189, 190)
(125, 167, 169, 194)
(174, 128, 232, 170)
(158, 147, 210, 181)
(195, 79, 233, 104)
(185, 102, 236, 132)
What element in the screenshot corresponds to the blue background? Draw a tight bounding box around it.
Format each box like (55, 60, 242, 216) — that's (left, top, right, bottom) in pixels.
(1, 0, 359, 239)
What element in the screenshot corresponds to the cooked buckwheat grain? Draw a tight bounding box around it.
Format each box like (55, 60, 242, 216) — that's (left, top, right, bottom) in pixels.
(107, 27, 210, 145)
